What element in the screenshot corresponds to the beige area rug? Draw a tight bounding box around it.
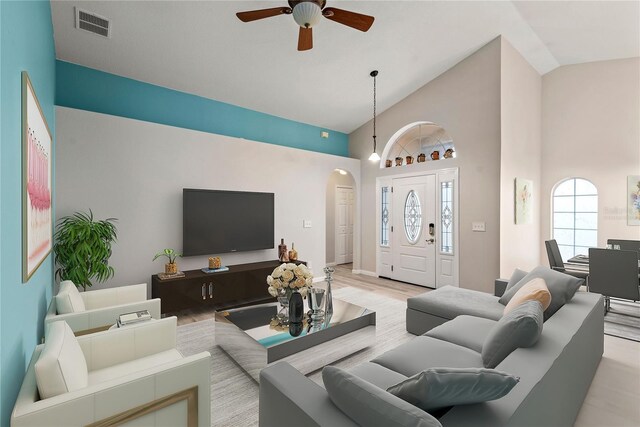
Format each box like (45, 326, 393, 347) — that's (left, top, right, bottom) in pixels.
(176, 286, 413, 427)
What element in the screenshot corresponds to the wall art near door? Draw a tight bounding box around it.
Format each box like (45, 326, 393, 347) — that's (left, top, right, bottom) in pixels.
(22, 71, 53, 282)
(628, 175, 640, 226)
(514, 178, 533, 225)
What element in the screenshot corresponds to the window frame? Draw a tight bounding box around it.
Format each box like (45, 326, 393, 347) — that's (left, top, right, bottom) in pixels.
(551, 177, 598, 261)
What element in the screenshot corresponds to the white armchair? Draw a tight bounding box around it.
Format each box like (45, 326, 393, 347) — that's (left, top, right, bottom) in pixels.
(45, 280, 161, 335)
(11, 318, 211, 427)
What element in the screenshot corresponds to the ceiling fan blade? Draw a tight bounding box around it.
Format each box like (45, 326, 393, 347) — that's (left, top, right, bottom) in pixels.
(298, 26, 313, 51)
(236, 7, 291, 23)
(322, 7, 374, 32)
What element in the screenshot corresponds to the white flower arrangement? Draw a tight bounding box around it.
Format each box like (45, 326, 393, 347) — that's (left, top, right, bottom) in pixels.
(267, 263, 313, 299)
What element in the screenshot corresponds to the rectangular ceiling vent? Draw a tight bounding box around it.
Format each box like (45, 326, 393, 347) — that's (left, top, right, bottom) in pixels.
(75, 8, 111, 38)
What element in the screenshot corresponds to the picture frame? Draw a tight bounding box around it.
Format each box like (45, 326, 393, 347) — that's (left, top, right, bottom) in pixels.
(628, 175, 640, 226)
(22, 71, 53, 282)
(514, 178, 533, 225)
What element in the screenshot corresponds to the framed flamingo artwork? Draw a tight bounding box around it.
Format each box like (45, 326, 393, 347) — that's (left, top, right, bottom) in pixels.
(22, 71, 53, 282)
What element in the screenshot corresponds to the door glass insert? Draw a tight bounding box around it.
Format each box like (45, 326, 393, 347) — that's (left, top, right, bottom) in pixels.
(441, 181, 454, 254)
(381, 187, 390, 246)
(404, 190, 422, 244)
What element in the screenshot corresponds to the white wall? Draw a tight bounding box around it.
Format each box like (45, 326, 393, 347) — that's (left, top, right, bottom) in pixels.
(325, 171, 356, 264)
(55, 107, 361, 292)
(499, 38, 542, 277)
(349, 38, 502, 292)
(540, 58, 640, 261)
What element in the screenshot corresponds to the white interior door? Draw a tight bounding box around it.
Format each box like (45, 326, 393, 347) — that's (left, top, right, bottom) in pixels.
(335, 186, 354, 264)
(391, 175, 436, 287)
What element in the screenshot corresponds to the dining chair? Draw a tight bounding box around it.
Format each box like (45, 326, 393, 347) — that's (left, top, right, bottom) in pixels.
(607, 239, 640, 254)
(588, 248, 640, 312)
(544, 240, 590, 281)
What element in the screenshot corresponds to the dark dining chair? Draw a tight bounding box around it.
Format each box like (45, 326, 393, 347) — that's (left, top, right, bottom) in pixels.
(545, 239, 590, 281)
(607, 239, 640, 254)
(588, 248, 640, 312)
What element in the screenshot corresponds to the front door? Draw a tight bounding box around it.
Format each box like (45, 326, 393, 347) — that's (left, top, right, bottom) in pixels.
(391, 175, 436, 287)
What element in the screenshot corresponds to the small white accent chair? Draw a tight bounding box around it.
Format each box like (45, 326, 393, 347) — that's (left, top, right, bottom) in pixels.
(45, 280, 161, 335)
(11, 318, 211, 427)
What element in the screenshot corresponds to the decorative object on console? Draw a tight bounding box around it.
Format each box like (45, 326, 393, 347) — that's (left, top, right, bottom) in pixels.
(514, 178, 533, 224)
(406, 155, 414, 165)
(288, 243, 298, 261)
(278, 238, 289, 262)
(153, 248, 182, 275)
(53, 211, 117, 291)
(209, 256, 222, 269)
(22, 71, 53, 282)
(628, 175, 640, 225)
(430, 150, 440, 160)
(323, 266, 334, 318)
(417, 153, 426, 163)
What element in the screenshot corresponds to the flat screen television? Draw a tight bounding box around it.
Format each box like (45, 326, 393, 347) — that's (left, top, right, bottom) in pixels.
(183, 189, 274, 256)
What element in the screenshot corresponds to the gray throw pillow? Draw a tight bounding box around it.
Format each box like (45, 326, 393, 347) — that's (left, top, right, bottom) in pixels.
(322, 366, 442, 427)
(386, 367, 519, 412)
(503, 268, 529, 296)
(482, 300, 543, 368)
(498, 266, 583, 320)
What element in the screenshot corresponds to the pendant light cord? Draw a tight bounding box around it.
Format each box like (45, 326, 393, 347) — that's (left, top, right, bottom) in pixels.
(371, 70, 378, 152)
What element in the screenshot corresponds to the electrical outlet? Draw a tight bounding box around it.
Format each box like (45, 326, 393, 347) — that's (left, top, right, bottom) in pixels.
(303, 220, 312, 228)
(472, 222, 486, 232)
(321, 131, 329, 139)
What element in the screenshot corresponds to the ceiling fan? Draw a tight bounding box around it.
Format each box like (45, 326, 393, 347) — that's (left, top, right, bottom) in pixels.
(236, 0, 375, 51)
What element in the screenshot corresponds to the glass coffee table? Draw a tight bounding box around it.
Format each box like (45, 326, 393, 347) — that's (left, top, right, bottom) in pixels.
(215, 298, 376, 382)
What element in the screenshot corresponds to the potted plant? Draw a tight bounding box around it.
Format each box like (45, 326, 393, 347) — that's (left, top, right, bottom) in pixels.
(153, 248, 182, 274)
(53, 211, 118, 291)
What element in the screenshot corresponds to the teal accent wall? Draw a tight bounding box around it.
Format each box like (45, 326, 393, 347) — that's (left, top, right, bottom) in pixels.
(56, 61, 349, 157)
(0, 1, 56, 424)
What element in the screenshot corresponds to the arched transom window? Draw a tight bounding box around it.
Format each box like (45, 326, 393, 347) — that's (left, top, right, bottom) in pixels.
(552, 178, 598, 261)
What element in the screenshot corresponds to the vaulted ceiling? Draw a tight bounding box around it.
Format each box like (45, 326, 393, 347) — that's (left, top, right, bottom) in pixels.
(51, 1, 640, 133)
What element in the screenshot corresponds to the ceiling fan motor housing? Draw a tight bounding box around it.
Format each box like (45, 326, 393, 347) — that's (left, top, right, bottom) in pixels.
(292, 1, 322, 28)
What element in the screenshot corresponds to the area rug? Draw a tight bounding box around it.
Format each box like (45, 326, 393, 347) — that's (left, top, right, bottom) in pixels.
(604, 300, 640, 342)
(176, 287, 413, 427)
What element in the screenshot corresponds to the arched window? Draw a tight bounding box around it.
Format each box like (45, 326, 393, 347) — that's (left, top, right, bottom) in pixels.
(552, 178, 598, 261)
(380, 122, 456, 169)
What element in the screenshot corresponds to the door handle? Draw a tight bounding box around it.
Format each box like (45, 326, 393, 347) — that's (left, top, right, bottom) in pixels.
(209, 282, 213, 299)
(202, 284, 206, 300)
(427, 238, 435, 244)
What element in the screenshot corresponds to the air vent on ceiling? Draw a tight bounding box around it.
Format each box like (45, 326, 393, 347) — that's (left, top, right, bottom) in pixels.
(75, 8, 111, 38)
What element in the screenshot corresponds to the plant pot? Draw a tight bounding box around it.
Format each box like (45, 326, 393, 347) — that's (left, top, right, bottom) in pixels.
(165, 262, 178, 274)
(385, 159, 392, 168)
(395, 157, 403, 166)
(417, 153, 426, 163)
(406, 156, 414, 165)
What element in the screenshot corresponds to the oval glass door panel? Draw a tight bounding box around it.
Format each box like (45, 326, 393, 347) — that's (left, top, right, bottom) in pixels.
(404, 190, 422, 244)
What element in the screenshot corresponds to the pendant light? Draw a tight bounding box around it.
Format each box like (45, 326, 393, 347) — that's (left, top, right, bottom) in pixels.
(368, 70, 381, 162)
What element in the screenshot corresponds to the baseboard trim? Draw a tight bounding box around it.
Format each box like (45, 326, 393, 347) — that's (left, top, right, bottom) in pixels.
(352, 270, 377, 277)
(325, 262, 337, 267)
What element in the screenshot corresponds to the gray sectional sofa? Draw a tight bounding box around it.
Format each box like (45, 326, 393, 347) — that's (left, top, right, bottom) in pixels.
(259, 280, 604, 427)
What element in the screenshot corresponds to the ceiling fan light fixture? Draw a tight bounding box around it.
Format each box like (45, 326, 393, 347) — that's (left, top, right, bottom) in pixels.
(293, 2, 322, 27)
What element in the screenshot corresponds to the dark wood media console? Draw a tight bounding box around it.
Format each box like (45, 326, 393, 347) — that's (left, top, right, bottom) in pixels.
(151, 260, 306, 314)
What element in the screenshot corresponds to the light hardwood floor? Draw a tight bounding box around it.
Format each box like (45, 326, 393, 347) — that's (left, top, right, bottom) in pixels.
(174, 264, 640, 426)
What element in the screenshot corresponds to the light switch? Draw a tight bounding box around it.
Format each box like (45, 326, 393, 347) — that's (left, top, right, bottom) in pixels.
(303, 220, 312, 228)
(472, 222, 486, 232)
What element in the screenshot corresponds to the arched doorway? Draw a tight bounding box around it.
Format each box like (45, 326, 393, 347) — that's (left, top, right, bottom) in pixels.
(376, 122, 459, 288)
